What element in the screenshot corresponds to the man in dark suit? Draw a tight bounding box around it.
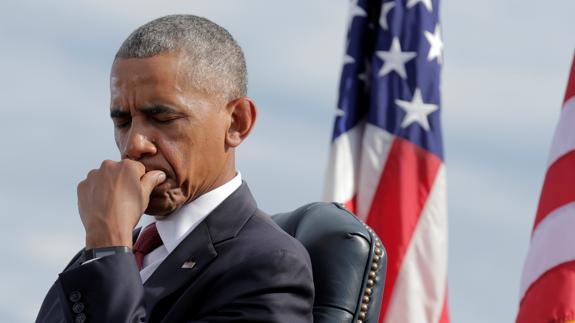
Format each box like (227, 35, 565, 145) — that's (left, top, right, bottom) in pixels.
(36, 14, 314, 323)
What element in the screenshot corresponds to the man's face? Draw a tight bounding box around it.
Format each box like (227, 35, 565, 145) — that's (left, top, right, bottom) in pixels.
(110, 53, 235, 216)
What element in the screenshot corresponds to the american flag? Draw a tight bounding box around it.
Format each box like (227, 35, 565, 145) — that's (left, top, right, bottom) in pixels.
(516, 54, 575, 322)
(324, 0, 449, 322)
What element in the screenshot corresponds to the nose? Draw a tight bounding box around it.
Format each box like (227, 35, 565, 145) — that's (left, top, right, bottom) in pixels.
(121, 124, 157, 160)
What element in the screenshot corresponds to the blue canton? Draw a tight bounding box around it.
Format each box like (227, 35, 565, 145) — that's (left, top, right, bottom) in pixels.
(332, 0, 444, 160)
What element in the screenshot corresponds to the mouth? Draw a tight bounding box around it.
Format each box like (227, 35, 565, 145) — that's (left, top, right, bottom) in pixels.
(143, 165, 175, 197)
(142, 162, 175, 182)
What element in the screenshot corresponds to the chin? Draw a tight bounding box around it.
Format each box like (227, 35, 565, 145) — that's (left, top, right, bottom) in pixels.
(146, 190, 185, 216)
(145, 198, 174, 216)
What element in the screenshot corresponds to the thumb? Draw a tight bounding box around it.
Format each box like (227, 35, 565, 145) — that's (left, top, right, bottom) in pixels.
(141, 170, 166, 196)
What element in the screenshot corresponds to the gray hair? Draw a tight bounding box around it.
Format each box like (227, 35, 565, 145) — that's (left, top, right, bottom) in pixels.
(115, 14, 247, 101)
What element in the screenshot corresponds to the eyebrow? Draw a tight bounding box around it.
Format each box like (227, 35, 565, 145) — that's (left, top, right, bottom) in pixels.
(110, 105, 179, 118)
(110, 109, 129, 119)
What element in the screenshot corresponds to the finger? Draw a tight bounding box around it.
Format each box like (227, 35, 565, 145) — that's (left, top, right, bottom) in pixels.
(122, 159, 146, 175)
(140, 170, 166, 196)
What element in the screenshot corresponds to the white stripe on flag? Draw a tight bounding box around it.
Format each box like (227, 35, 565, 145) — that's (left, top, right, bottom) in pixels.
(356, 124, 394, 221)
(384, 166, 448, 323)
(323, 121, 364, 203)
(519, 201, 575, 299)
(548, 97, 575, 166)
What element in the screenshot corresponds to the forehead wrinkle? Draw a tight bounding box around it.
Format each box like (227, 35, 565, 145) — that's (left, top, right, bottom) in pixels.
(111, 55, 227, 115)
(112, 57, 168, 86)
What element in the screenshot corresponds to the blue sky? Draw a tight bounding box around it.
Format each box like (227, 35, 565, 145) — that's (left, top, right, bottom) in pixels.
(0, 0, 573, 322)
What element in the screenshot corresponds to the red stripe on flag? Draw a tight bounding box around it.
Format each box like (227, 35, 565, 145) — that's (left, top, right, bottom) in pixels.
(517, 260, 575, 323)
(365, 138, 442, 321)
(533, 150, 575, 231)
(344, 194, 357, 214)
(438, 290, 450, 323)
(564, 55, 575, 104)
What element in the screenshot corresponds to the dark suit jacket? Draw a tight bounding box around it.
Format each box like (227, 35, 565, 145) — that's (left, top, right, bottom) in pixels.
(36, 183, 314, 323)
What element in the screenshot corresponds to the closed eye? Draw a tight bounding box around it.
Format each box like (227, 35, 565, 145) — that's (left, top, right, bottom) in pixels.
(143, 105, 185, 125)
(153, 115, 183, 124)
(114, 119, 132, 129)
(110, 105, 185, 128)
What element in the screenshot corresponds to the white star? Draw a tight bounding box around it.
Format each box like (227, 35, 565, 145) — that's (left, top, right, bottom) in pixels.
(379, 2, 396, 30)
(406, 0, 433, 12)
(335, 108, 346, 117)
(347, 0, 367, 28)
(395, 89, 438, 131)
(424, 24, 443, 63)
(343, 54, 355, 65)
(342, 39, 355, 65)
(376, 38, 417, 79)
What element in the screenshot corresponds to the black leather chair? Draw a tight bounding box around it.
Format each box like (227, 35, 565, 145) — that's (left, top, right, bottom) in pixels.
(272, 202, 386, 323)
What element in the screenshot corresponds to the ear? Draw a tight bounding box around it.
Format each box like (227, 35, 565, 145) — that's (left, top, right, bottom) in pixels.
(225, 97, 257, 148)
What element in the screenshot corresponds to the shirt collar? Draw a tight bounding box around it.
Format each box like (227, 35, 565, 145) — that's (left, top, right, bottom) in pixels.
(141, 172, 242, 253)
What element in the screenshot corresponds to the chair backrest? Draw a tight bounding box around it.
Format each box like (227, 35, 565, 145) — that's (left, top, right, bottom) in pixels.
(272, 202, 386, 323)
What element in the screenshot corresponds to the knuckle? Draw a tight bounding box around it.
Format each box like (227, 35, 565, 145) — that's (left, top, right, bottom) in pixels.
(101, 159, 115, 168)
(87, 169, 98, 178)
(77, 179, 90, 196)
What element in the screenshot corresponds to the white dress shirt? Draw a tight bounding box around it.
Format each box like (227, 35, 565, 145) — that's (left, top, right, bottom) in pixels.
(136, 173, 242, 283)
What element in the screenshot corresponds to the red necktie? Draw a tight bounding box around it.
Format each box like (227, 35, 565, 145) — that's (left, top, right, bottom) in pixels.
(133, 223, 163, 270)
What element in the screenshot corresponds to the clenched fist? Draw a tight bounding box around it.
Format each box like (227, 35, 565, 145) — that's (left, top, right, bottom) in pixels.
(77, 159, 166, 249)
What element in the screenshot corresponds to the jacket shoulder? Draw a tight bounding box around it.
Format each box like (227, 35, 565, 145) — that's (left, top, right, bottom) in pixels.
(235, 209, 311, 260)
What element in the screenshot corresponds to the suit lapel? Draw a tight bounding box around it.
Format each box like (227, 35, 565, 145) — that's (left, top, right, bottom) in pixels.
(142, 182, 258, 308)
(143, 221, 217, 308)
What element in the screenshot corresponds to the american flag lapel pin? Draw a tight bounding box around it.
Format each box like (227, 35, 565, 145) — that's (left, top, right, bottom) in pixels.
(181, 260, 196, 269)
